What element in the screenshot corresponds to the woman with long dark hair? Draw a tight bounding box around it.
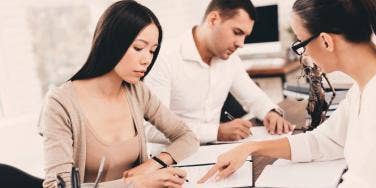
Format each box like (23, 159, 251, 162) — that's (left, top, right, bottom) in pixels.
(38, 1, 199, 187)
(198, 0, 376, 186)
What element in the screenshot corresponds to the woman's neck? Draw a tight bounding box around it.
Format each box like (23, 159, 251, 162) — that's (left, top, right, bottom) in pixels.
(77, 71, 124, 99)
(340, 42, 376, 91)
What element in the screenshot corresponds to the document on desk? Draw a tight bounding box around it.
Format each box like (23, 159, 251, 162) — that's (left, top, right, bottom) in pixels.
(181, 161, 253, 188)
(255, 159, 347, 188)
(210, 126, 292, 145)
(177, 143, 252, 166)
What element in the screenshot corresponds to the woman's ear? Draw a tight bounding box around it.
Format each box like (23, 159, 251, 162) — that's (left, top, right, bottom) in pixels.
(320, 33, 334, 52)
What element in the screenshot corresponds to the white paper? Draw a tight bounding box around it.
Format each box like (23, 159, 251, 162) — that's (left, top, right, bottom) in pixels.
(148, 142, 252, 168)
(182, 161, 253, 188)
(256, 159, 347, 188)
(177, 143, 252, 166)
(210, 126, 292, 144)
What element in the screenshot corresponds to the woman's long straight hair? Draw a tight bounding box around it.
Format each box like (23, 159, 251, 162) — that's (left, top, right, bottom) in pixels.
(70, 0, 162, 81)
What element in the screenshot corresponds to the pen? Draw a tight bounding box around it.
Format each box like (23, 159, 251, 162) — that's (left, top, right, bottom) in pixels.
(152, 156, 189, 182)
(225, 111, 253, 136)
(56, 174, 65, 188)
(71, 166, 80, 188)
(224, 111, 235, 120)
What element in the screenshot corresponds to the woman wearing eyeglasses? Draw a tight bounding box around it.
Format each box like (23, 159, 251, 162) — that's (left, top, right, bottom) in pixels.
(198, 0, 376, 187)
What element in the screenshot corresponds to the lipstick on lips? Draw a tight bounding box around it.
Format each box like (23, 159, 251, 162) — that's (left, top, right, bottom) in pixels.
(134, 70, 145, 77)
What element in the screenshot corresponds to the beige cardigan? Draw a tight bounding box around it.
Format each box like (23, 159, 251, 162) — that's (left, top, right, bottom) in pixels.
(38, 81, 199, 187)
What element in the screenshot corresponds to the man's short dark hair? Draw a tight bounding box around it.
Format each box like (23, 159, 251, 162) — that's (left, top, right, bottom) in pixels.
(204, 0, 257, 21)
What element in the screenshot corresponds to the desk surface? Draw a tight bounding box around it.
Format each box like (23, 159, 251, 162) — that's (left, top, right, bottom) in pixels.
(252, 99, 307, 185)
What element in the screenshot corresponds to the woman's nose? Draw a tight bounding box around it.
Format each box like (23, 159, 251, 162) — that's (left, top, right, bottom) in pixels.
(142, 55, 152, 66)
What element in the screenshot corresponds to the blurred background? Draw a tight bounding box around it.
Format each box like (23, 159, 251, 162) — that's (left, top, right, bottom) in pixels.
(0, 0, 301, 122)
(0, 0, 356, 178)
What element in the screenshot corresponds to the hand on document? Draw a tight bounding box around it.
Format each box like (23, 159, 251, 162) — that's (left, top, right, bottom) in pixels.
(263, 111, 295, 135)
(124, 167, 187, 188)
(218, 119, 253, 141)
(123, 158, 161, 177)
(198, 143, 253, 183)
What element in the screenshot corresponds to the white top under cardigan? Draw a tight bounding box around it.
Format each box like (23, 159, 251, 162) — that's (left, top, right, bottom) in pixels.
(288, 74, 376, 187)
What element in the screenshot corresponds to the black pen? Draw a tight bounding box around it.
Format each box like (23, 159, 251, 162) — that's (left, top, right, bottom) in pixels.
(225, 111, 253, 136)
(56, 174, 65, 188)
(71, 167, 80, 188)
(152, 156, 189, 182)
(224, 111, 235, 120)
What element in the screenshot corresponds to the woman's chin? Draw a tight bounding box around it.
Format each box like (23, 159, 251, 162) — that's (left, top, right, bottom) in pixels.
(123, 77, 140, 84)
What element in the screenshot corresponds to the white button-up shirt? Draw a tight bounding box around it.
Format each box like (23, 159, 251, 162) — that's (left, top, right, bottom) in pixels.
(144, 30, 279, 144)
(288, 74, 376, 187)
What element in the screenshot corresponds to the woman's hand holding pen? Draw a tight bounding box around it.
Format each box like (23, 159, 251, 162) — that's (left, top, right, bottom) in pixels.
(218, 119, 253, 141)
(124, 167, 187, 188)
(123, 158, 161, 178)
(123, 152, 174, 177)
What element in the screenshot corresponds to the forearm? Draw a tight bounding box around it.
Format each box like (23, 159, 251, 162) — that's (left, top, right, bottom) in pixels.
(247, 138, 292, 160)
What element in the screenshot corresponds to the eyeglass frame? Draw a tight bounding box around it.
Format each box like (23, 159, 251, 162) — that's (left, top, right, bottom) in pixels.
(291, 33, 320, 55)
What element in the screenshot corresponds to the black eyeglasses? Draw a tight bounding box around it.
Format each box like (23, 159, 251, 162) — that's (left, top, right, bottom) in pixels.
(291, 33, 320, 55)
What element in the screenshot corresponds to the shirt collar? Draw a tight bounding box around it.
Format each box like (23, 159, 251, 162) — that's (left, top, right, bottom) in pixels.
(180, 27, 205, 63)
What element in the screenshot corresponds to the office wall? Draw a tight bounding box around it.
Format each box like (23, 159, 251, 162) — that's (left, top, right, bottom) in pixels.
(0, 0, 294, 121)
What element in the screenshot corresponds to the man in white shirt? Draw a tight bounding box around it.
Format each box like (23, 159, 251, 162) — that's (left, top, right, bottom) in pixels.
(144, 0, 294, 144)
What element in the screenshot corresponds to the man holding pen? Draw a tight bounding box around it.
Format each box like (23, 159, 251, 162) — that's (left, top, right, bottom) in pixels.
(144, 0, 294, 144)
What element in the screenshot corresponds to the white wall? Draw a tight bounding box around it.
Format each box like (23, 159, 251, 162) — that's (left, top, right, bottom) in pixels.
(0, 1, 42, 119)
(0, 0, 295, 122)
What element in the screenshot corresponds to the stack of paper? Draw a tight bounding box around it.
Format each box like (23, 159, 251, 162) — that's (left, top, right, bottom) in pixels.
(255, 159, 347, 188)
(178, 143, 252, 166)
(148, 139, 254, 187)
(181, 161, 253, 188)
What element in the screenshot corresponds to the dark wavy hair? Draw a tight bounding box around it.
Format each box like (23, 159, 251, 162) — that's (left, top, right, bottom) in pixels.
(70, 0, 162, 81)
(293, 0, 375, 43)
(204, 0, 257, 21)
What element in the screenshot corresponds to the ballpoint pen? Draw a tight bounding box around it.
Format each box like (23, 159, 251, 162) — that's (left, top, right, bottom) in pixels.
(225, 111, 253, 136)
(224, 111, 235, 120)
(56, 174, 65, 188)
(152, 156, 190, 182)
(71, 166, 80, 188)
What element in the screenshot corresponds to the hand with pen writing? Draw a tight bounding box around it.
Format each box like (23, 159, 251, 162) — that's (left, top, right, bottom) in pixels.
(123, 158, 162, 178)
(218, 119, 253, 141)
(123, 153, 174, 177)
(124, 167, 187, 188)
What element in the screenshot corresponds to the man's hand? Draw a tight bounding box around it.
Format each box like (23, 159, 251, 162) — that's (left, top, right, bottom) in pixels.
(218, 119, 252, 141)
(263, 111, 295, 135)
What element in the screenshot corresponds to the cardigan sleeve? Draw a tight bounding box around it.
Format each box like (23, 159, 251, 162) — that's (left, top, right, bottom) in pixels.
(139, 82, 199, 162)
(37, 90, 75, 188)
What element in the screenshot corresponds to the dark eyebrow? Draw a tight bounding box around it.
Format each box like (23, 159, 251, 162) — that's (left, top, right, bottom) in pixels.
(233, 28, 247, 35)
(135, 39, 158, 47)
